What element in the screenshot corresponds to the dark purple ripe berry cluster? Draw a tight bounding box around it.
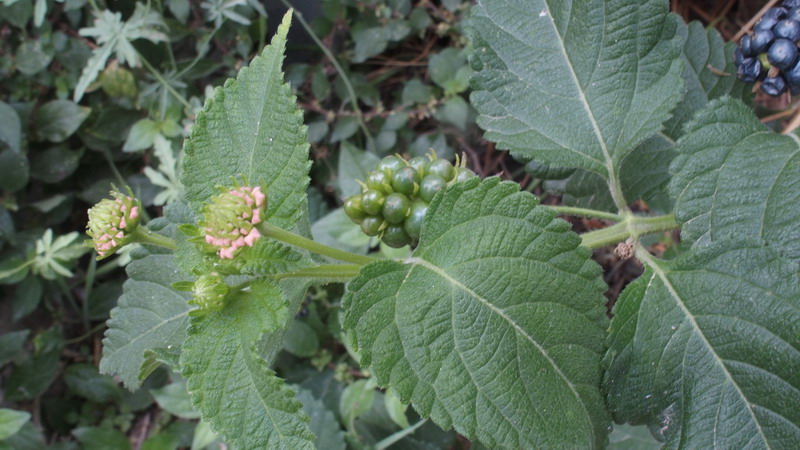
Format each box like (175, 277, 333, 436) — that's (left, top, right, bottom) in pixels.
(343, 153, 477, 248)
(736, 0, 800, 96)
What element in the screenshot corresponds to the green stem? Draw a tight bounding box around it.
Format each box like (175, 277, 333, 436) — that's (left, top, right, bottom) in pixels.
(580, 213, 680, 250)
(274, 264, 361, 281)
(548, 205, 623, 222)
(375, 419, 429, 450)
(278, 2, 374, 148)
(131, 228, 177, 250)
(257, 222, 376, 265)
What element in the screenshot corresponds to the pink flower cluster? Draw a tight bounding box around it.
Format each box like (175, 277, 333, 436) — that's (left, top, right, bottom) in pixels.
(87, 191, 141, 259)
(203, 186, 266, 259)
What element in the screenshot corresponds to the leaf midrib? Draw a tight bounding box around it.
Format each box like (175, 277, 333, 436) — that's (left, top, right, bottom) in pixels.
(637, 251, 772, 448)
(404, 257, 595, 443)
(541, 0, 614, 181)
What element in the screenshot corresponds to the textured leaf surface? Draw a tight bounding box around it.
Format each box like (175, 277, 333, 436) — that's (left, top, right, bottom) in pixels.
(180, 280, 314, 449)
(343, 177, 609, 448)
(468, 0, 683, 180)
(562, 134, 676, 212)
(182, 12, 310, 231)
(605, 242, 800, 448)
(561, 21, 750, 212)
(669, 97, 800, 258)
(100, 253, 191, 389)
(664, 21, 751, 139)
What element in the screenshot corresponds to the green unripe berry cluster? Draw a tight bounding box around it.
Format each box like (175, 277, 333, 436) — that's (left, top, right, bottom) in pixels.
(343, 153, 477, 248)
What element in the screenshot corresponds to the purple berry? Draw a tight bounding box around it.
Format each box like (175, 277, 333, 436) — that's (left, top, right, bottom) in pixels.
(751, 30, 775, 53)
(737, 57, 762, 83)
(762, 75, 787, 96)
(740, 34, 754, 56)
(775, 19, 800, 40)
(756, 16, 780, 32)
(768, 39, 799, 69)
(784, 58, 800, 84)
(764, 7, 788, 20)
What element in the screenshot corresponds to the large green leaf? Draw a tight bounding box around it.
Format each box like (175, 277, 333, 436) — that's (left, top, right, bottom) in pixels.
(605, 241, 800, 447)
(182, 11, 310, 232)
(669, 97, 800, 258)
(560, 20, 751, 212)
(342, 177, 609, 448)
(663, 21, 751, 139)
(180, 280, 314, 449)
(561, 134, 676, 212)
(468, 0, 683, 187)
(99, 253, 192, 389)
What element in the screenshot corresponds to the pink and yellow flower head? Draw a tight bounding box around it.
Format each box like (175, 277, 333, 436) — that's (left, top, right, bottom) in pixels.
(86, 189, 141, 259)
(200, 185, 266, 259)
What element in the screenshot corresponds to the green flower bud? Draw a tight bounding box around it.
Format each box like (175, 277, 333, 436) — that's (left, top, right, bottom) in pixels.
(200, 185, 267, 259)
(190, 273, 229, 313)
(86, 189, 142, 259)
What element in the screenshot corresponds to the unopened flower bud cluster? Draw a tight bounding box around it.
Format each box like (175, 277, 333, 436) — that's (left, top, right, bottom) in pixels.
(86, 190, 141, 259)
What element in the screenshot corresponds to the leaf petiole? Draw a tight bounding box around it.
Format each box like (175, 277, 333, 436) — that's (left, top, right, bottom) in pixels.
(547, 205, 624, 221)
(580, 213, 680, 249)
(257, 222, 376, 266)
(273, 264, 362, 281)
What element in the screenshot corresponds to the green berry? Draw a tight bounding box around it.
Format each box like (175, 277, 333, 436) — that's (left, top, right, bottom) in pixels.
(382, 193, 411, 224)
(382, 225, 411, 248)
(420, 175, 446, 203)
(344, 195, 366, 223)
(391, 167, 419, 195)
(366, 170, 393, 194)
(360, 216, 384, 236)
(407, 156, 428, 177)
(404, 201, 428, 240)
(377, 155, 406, 175)
(454, 167, 478, 183)
(426, 159, 455, 182)
(361, 190, 385, 215)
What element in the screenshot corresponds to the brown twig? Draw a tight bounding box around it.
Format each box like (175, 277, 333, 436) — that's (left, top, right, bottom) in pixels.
(733, 0, 781, 42)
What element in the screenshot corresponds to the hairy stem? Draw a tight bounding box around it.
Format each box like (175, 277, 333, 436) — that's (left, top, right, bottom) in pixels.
(130, 227, 177, 250)
(580, 213, 680, 249)
(548, 205, 624, 222)
(257, 222, 376, 265)
(274, 264, 362, 281)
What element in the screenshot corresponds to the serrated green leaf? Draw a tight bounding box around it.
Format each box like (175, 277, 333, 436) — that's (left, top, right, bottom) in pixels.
(64, 363, 121, 403)
(295, 388, 347, 450)
(669, 97, 800, 258)
(607, 425, 661, 450)
(605, 241, 800, 447)
(342, 177, 609, 448)
(100, 253, 192, 390)
(180, 279, 314, 449)
(468, 0, 683, 186)
(72, 426, 131, 450)
(182, 12, 310, 234)
(34, 100, 90, 143)
(562, 20, 751, 213)
(562, 134, 676, 212)
(0, 101, 21, 153)
(664, 21, 751, 140)
(0, 330, 29, 366)
(151, 380, 200, 419)
(0, 409, 30, 440)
